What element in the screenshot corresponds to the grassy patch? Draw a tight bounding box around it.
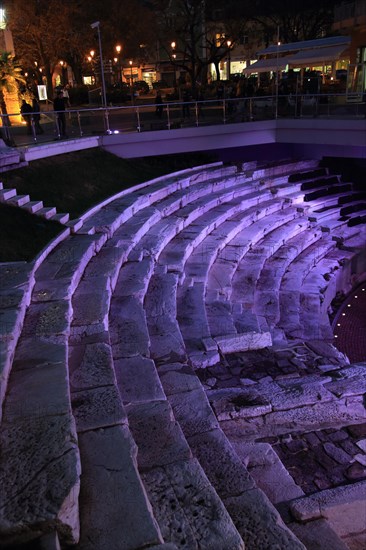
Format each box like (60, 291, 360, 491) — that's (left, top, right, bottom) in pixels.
(2, 149, 217, 219)
(0, 148, 218, 261)
(0, 204, 63, 263)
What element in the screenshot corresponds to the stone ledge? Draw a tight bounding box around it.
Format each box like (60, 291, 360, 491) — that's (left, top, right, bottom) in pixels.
(289, 480, 366, 522)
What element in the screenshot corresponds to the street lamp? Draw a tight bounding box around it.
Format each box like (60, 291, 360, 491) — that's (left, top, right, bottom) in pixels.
(90, 21, 107, 109)
(115, 44, 122, 83)
(226, 40, 232, 81)
(171, 41, 177, 88)
(129, 60, 134, 104)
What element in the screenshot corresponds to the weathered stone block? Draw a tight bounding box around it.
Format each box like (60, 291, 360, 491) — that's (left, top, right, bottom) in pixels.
(142, 459, 244, 549)
(77, 425, 162, 549)
(114, 355, 165, 404)
(126, 400, 192, 470)
(0, 415, 80, 546)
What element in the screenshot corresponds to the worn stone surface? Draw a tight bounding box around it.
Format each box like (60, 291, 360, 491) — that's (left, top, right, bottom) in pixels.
(77, 425, 162, 550)
(215, 331, 272, 353)
(126, 400, 192, 470)
(109, 295, 150, 358)
(158, 363, 202, 395)
(114, 258, 155, 300)
(288, 519, 350, 550)
(0, 415, 80, 546)
(224, 488, 306, 550)
(142, 459, 244, 549)
(32, 278, 74, 303)
(168, 387, 219, 437)
(114, 355, 165, 404)
(69, 341, 115, 392)
(0, 263, 34, 290)
(21, 301, 71, 341)
(188, 428, 255, 498)
(231, 440, 304, 504)
(207, 387, 272, 421)
(290, 481, 366, 523)
(71, 385, 126, 432)
(5, 360, 70, 421)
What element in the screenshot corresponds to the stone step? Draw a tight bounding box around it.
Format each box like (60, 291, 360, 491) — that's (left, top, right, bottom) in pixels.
(23, 200, 44, 213)
(7, 194, 31, 207)
(0, 187, 16, 201)
(37, 206, 57, 219)
(66, 218, 83, 233)
(51, 212, 70, 224)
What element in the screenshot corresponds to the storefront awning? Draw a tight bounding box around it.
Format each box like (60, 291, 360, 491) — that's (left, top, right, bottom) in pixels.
(286, 44, 349, 67)
(243, 57, 290, 74)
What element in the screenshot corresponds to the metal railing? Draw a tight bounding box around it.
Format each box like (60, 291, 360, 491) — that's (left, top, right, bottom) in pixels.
(1, 92, 365, 149)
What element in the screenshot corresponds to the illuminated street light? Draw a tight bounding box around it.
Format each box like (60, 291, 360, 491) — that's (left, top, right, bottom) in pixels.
(226, 40, 232, 80)
(115, 44, 122, 83)
(129, 60, 134, 104)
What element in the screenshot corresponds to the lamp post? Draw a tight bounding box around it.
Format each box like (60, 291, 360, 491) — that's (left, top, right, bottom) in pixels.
(129, 60, 134, 104)
(91, 21, 107, 109)
(226, 40, 231, 81)
(171, 41, 177, 88)
(116, 44, 122, 83)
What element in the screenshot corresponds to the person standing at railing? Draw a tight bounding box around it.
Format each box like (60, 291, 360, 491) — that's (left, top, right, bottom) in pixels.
(20, 99, 33, 135)
(31, 98, 44, 134)
(53, 90, 68, 138)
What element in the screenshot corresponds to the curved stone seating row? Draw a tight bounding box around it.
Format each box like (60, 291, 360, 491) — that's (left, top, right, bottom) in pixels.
(1, 158, 364, 549)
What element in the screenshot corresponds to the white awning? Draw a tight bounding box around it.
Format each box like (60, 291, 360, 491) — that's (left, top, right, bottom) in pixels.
(287, 44, 349, 67)
(243, 57, 290, 74)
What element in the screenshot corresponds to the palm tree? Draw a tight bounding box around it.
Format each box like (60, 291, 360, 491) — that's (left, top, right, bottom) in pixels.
(0, 51, 26, 126)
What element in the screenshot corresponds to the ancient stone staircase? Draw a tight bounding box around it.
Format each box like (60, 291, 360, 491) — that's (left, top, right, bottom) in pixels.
(0, 159, 365, 549)
(0, 181, 83, 231)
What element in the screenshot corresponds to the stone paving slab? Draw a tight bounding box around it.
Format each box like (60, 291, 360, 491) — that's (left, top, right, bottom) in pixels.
(224, 488, 306, 550)
(288, 518, 350, 550)
(290, 480, 366, 525)
(214, 331, 272, 353)
(126, 400, 192, 470)
(147, 316, 187, 364)
(69, 340, 115, 392)
(0, 414, 80, 546)
(231, 440, 305, 504)
(114, 355, 166, 404)
(71, 385, 127, 432)
(142, 458, 244, 549)
(207, 387, 272, 421)
(76, 425, 162, 550)
(187, 428, 255, 498)
(168, 386, 220, 437)
(113, 257, 155, 300)
(0, 262, 34, 290)
(20, 300, 71, 342)
(109, 295, 150, 358)
(158, 363, 203, 395)
(5, 360, 70, 421)
(71, 280, 111, 337)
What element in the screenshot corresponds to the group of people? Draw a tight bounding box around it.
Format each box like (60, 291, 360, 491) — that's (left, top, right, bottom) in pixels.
(20, 87, 70, 138)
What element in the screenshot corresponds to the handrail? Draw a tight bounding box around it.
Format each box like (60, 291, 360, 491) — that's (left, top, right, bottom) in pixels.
(2, 92, 365, 148)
